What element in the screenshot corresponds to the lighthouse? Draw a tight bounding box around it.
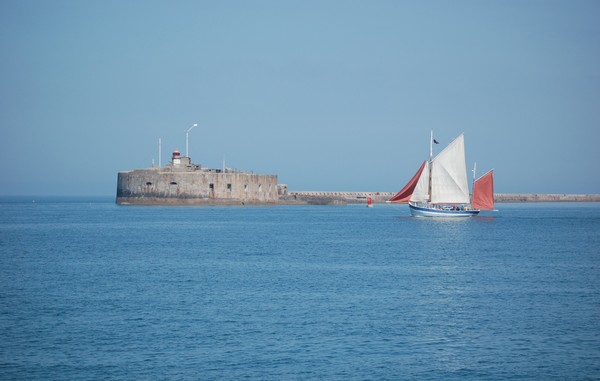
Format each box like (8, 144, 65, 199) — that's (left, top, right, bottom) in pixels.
(172, 149, 181, 166)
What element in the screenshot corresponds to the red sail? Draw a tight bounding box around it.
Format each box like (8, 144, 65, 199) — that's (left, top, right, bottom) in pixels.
(388, 161, 427, 203)
(472, 170, 494, 210)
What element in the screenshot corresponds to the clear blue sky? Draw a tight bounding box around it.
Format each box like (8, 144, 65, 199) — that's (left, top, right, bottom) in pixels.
(1, 0, 599, 196)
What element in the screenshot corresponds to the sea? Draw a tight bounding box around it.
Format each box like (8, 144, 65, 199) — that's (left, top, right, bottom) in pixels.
(0, 197, 599, 380)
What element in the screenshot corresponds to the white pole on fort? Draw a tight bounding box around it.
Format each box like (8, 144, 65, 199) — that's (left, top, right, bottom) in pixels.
(158, 138, 162, 168)
(186, 123, 198, 158)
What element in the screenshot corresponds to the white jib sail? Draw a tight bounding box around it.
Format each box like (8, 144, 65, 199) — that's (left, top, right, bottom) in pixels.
(409, 161, 429, 202)
(431, 134, 470, 204)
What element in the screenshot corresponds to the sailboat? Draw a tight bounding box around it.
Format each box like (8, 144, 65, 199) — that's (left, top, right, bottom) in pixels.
(389, 132, 494, 217)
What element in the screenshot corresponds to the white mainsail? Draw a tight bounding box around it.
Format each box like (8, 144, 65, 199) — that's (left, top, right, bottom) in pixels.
(430, 134, 470, 204)
(409, 161, 429, 202)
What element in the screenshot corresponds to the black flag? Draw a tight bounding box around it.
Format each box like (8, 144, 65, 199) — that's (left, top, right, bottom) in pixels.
(433, 139, 439, 144)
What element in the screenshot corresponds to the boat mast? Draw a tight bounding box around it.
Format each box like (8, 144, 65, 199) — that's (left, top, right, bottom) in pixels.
(472, 161, 476, 203)
(428, 130, 433, 204)
(430, 130, 434, 162)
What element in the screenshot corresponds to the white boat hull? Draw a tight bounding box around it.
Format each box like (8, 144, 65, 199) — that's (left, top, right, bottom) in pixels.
(409, 202, 479, 217)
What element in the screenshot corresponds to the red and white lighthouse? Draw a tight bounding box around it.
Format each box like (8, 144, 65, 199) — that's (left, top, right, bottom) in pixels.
(172, 149, 181, 166)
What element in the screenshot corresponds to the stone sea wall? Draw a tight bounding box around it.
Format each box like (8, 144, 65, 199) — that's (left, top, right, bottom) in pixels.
(279, 191, 600, 205)
(279, 192, 395, 205)
(494, 193, 600, 203)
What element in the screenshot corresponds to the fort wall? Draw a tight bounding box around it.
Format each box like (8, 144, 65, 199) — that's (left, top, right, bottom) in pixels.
(117, 168, 278, 205)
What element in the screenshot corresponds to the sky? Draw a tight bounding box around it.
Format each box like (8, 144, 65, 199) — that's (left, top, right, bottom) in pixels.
(1, 0, 599, 196)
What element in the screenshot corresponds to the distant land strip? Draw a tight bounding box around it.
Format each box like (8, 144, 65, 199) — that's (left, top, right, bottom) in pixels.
(279, 192, 600, 205)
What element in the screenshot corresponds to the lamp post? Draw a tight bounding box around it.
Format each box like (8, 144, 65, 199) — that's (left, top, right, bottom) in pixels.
(185, 123, 198, 158)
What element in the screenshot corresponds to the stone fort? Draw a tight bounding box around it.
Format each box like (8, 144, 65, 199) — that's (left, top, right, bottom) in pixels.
(116, 149, 279, 205)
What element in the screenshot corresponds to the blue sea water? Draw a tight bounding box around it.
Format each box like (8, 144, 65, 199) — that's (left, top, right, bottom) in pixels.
(1, 198, 599, 380)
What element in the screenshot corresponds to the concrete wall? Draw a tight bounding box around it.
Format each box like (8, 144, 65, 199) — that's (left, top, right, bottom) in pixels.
(116, 169, 278, 205)
(279, 192, 394, 205)
(494, 193, 600, 202)
(279, 191, 600, 205)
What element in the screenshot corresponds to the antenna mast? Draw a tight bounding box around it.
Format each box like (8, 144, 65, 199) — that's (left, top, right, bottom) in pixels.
(158, 138, 162, 168)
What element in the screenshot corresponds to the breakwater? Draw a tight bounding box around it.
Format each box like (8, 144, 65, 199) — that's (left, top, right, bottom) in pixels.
(494, 194, 600, 202)
(279, 192, 394, 205)
(279, 192, 600, 205)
